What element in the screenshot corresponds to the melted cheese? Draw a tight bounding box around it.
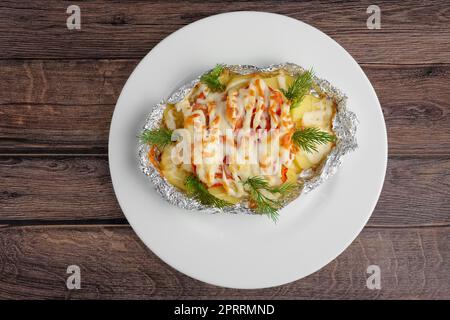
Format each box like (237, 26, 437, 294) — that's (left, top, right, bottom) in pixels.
(170, 74, 333, 198)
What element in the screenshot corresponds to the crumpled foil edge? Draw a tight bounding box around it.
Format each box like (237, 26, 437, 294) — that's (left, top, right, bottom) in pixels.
(138, 63, 358, 215)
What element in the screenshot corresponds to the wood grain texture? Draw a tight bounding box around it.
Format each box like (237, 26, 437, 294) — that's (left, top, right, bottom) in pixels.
(0, 157, 122, 221)
(1, 1, 450, 63)
(0, 59, 134, 154)
(0, 225, 448, 299)
(1, 60, 450, 155)
(0, 156, 449, 226)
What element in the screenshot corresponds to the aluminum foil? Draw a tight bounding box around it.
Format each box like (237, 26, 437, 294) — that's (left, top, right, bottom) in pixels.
(138, 63, 358, 215)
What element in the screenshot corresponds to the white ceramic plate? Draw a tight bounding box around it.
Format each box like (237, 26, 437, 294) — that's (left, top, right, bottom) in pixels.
(109, 11, 387, 289)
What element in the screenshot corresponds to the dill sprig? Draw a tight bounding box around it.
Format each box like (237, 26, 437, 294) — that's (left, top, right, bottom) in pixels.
(200, 64, 225, 91)
(185, 175, 231, 208)
(292, 127, 336, 153)
(281, 69, 314, 109)
(244, 176, 296, 222)
(269, 182, 298, 194)
(139, 128, 173, 150)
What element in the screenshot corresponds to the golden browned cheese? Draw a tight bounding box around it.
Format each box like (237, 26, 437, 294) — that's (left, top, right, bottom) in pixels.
(160, 70, 336, 200)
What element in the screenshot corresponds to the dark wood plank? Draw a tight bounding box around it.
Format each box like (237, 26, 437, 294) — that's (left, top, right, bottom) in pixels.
(0, 225, 448, 299)
(1, 60, 450, 155)
(0, 156, 449, 226)
(0, 59, 136, 153)
(0, 59, 135, 105)
(0, 157, 123, 221)
(371, 156, 450, 227)
(0, 1, 450, 63)
(368, 64, 450, 156)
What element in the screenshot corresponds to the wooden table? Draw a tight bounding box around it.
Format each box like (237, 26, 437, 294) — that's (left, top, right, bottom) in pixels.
(0, 1, 449, 299)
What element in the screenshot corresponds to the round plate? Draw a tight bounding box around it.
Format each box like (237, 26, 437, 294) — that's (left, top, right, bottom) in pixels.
(109, 11, 387, 289)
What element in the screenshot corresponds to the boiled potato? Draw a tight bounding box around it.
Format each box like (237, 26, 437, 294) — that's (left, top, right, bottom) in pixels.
(261, 71, 293, 91)
(294, 150, 314, 170)
(285, 164, 299, 184)
(163, 104, 184, 130)
(160, 145, 189, 191)
(301, 110, 326, 128)
(218, 68, 231, 86)
(225, 74, 253, 91)
(304, 142, 333, 165)
(294, 141, 333, 170)
(290, 94, 323, 125)
(208, 186, 241, 204)
(262, 76, 281, 90)
(301, 98, 334, 130)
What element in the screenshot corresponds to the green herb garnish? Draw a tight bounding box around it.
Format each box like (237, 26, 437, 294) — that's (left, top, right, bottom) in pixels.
(185, 175, 231, 208)
(139, 128, 173, 150)
(292, 127, 336, 153)
(200, 64, 225, 91)
(244, 176, 296, 222)
(281, 69, 314, 109)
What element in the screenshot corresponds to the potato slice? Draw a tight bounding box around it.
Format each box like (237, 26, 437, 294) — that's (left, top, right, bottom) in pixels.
(163, 104, 184, 129)
(294, 150, 314, 170)
(208, 186, 241, 204)
(262, 76, 281, 90)
(261, 72, 294, 91)
(294, 140, 333, 170)
(218, 68, 231, 86)
(285, 165, 299, 184)
(304, 142, 333, 165)
(290, 94, 322, 125)
(301, 97, 334, 130)
(160, 145, 189, 191)
(225, 74, 253, 91)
